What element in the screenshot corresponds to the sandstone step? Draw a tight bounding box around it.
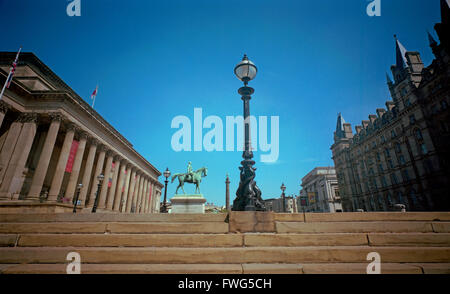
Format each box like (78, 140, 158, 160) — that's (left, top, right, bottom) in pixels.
(0, 246, 448, 264)
(241, 263, 303, 274)
(0, 263, 243, 274)
(301, 263, 424, 274)
(432, 222, 450, 233)
(243, 233, 368, 247)
(0, 213, 227, 223)
(17, 234, 243, 247)
(410, 263, 450, 274)
(0, 234, 17, 246)
(304, 212, 450, 222)
(0, 222, 229, 234)
(276, 221, 436, 233)
(368, 233, 450, 246)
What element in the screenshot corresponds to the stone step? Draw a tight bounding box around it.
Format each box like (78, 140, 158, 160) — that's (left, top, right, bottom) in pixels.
(367, 233, 450, 246)
(303, 212, 450, 222)
(275, 221, 445, 233)
(0, 222, 229, 234)
(1, 262, 448, 274)
(0, 213, 227, 223)
(16, 234, 243, 247)
(0, 246, 448, 264)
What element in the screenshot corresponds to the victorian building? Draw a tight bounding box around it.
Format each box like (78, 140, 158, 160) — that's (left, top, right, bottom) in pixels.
(0, 52, 163, 213)
(331, 0, 450, 212)
(299, 167, 341, 213)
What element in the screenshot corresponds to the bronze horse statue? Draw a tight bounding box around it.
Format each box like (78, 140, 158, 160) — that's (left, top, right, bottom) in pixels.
(171, 167, 208, 194)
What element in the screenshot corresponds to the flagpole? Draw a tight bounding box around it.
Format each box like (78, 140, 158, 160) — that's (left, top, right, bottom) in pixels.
(92, 95, 96, 108)
(0, 47, 22, 101)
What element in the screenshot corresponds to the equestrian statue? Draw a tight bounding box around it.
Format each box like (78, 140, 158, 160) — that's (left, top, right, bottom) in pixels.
(171, 162, 208, 194)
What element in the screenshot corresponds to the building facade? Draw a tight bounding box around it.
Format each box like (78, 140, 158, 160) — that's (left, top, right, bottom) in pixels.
(263, 196, 296, 213)
(331, 1, 450, 212)
(0, 52, 163, 213)
(299, 167, 341, 213)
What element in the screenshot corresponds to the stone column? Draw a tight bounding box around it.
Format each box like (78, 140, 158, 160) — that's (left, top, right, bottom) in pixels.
(131, 173, 142, 213)
(78, 139, 98, 206)
(98, 151, 114, 209)
(142, 178, 149, 213)
(106, 156, 121, 210)
(144, 180, 151, 213)
(86, 145, 106, 207)
(125, 168, 137, 212)
(0, 120, 23, 185)
(150, 182, 156, 213)
(0, 101, 10, 130)
(226, 174, 230, 212)
(65, 132, 88, 202)
(113, 161, 127, 211)
(0, 113, 38, 200)
(121, 165, 132, 212)
(136, 175, 145, 213)
(27, 113, 63, 200)
(47, 123, 76, 202)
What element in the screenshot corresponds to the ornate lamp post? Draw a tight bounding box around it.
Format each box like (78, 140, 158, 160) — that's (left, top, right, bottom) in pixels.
(232, 54, 265, 211)
(161, 167, 171, 213)
(72, 183, 83, 213)
(92, 174, 104, 213)
(280, 183, 286, 212)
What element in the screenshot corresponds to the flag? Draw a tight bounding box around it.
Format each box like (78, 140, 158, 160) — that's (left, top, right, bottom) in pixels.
(91, 85, 98, 99)
(5, 48, 22, 89)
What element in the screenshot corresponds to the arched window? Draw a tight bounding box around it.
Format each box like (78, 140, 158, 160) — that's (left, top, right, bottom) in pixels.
(414, 129, 423, 141)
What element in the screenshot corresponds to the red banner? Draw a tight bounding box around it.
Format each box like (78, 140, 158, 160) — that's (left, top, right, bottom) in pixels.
(65, 140, 79, 173)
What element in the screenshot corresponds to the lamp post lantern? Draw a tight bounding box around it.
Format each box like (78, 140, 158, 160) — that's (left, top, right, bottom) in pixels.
(280, 183, 286, 213)
(232, 54, 266, 211)
(72, 183, 83, 213)
(92, 174, 104, 213)
(161, 167, 171, 213)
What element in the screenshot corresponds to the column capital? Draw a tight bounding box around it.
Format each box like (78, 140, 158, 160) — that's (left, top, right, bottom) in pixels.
(88, 137, 99, 147)
(65, 122, 78, 132)
(97, 144, 108, 153)
(106, 150, 116, 158)
(17, 112, 39, 124)
(0, 100, 11, 114)
(78, 131, 89, 141)
(113, 154, 122, 162)
(49, 112, 64, 122)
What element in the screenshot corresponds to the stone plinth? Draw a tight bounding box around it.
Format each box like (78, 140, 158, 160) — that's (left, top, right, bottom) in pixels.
(170, 194, 206, 214)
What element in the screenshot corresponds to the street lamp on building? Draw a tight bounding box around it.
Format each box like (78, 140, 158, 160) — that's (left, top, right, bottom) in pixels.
(161, 167, 171, 213)
(280, 183, 286, 212)
(92, 174, 104, 213)
(232, 54, 265, 211)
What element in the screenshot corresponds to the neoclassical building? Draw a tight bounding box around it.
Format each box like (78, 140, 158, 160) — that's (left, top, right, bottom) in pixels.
(0, 52, 163, 213)
(331, 1, 450, 212)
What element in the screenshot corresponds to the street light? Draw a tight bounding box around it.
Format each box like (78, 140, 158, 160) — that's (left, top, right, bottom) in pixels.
(72, 183, 83, 213)
(92, 174, 104, 213)
(232, 54, 265, 211)
(161, 167, 171, 213)
(280, 183, 286, 213)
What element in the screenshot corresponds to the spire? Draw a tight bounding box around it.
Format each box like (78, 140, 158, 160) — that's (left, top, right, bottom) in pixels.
(428, 30, 438, 46)
(441, 0, 450, 25)
(386, 72, 393, 84)
(335, 112, 346, 139)
(394, 35, 408, 69)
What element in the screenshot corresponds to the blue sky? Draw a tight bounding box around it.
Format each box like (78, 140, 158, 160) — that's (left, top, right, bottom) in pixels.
(0, 0, 443, 206)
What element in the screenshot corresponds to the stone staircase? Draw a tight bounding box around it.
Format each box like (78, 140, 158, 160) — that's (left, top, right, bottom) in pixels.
(0, 211, 449, 274)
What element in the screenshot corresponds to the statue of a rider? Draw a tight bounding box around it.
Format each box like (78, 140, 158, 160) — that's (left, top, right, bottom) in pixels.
(186, 161, 193, 182)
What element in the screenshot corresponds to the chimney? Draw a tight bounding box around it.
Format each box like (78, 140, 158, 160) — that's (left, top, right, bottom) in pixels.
(355, 125, 362, 134)
(369, 114, 377, 124)
(386, 101, 395, 111)
(362, 120, 370, 129)
(376, 108, 386, 118)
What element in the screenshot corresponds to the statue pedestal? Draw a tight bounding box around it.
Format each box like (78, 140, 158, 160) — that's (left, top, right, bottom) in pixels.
(170, 194, 206, 214)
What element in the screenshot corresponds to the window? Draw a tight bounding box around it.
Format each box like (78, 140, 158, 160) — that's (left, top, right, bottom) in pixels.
(378, 164, 384, 172)
(372, 141, 376, 148)
(409, 114, 415, 124)
(372, 179, 377, 189)
(377, 196, 385, 210)
(415, 129, 423, 141)
(431, 104, 438, 114)
(399, 155, 406, 165)
(420, 143, 428, 155)
(395, 143, 402, 153)
(376, 153, 381, 161)
(381, 176, 388, 187)
(385, 148, 391, 158)
(391, 130, 396, 138)
(410, 189, 418, 208)
(402, 169, 410, 181)
(405, 98, 411, 107)
(388, 159, 394, 169)
(441, 100, 448, 110)
(386, 194, 393, 206)
(391, 173, 398, 185)
(381, 135, 386, 143)
(397, 192, 404, 204)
